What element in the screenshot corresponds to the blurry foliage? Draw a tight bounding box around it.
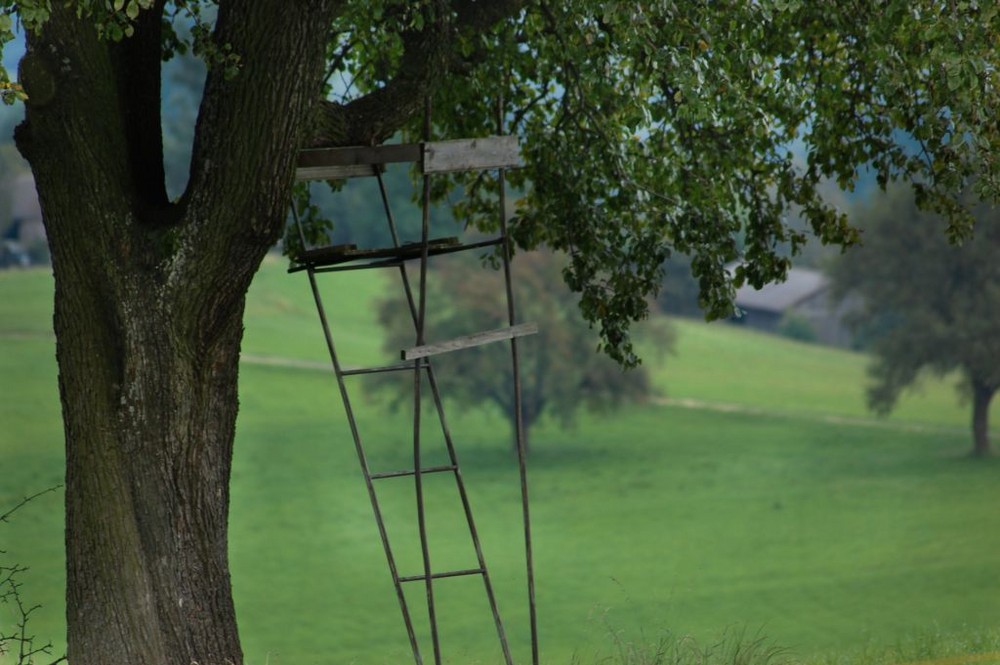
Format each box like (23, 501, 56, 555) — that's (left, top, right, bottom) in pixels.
(414, 2, 1000, 366)
(369, 248, 658, 452)
(776, 312, 817, 344)
(830, 186, 1000, 455)
(657, 254, 703, 318)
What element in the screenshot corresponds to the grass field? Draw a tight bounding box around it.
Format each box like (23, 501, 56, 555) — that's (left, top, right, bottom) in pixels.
(1, 258, 998, 665)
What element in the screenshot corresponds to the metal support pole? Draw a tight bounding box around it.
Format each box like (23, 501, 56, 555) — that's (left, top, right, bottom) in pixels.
(497, 96, 540, 665)
(414, 96, 443, 665)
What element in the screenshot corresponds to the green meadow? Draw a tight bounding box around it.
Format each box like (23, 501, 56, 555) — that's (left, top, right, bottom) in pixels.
(1, 258, 998, 665)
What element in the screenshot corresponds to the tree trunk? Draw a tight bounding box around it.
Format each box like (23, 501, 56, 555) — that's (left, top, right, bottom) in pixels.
(56, 268, 247, 664)
(971, 379, 994, 458)
(15, 4, 339, 663)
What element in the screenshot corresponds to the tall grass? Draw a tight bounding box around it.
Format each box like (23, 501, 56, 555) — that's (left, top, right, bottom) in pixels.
(575, 622, 791, 665)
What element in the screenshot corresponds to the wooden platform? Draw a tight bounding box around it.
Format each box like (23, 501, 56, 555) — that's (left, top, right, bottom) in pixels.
(296, 136, 521, 180)
(291, 237, 503, 272)
(298, 237, 458, 265)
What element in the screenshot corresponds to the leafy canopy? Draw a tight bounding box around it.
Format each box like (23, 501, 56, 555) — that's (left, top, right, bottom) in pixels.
(5, 0, 999, 368)
(400, 1, 1000, 366)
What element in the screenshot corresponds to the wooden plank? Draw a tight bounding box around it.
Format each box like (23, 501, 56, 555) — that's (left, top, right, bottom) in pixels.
(297, 143, 421, 168)
(295, 163, 379, 180)
(422, 136, 522, 174)
(298, 243, 357, 263)
(295, 143, 421, 179)
(296, 237, 461, 268)
(401, 322, 538, 360)
(295, 137, 521, 178)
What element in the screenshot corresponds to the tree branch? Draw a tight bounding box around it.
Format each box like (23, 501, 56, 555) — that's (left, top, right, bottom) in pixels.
(15, 5, 135, 267)
(0, 486, 62, 525)
(308, 0, 524, 147)
(176, 1, 343, 341)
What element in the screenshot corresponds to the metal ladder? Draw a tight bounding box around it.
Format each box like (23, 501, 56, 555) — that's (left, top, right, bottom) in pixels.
(289, 136, 538, 665)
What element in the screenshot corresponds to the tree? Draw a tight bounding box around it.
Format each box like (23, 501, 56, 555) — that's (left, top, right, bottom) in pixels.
(372, 249, 656, 452)
(830, 187, 1000, 458)
(1, 1, 998, 662)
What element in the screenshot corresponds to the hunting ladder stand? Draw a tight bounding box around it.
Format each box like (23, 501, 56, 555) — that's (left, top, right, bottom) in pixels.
(289, 120, 538, 665)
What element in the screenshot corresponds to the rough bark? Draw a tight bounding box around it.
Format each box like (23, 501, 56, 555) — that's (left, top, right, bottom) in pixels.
(971, 379, 994, 458)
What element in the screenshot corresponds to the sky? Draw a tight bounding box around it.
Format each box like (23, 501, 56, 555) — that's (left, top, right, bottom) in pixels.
(2, 26, 24, 73)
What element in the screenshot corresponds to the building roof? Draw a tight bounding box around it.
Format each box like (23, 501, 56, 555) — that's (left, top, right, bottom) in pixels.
(733, 266, 828, 313)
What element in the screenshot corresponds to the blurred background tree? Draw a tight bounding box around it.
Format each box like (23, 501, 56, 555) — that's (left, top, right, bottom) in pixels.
(830, 187, 1000, 457)
(370, 249, 660, 452)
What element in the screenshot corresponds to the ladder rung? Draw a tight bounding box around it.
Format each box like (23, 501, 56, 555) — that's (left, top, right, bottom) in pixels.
(399, 567, 486, 583)
(342, 361, 427, 376)
(402, 322, 538, 360)
(296, 142, 422, 177)
(370, 464, 456, 480)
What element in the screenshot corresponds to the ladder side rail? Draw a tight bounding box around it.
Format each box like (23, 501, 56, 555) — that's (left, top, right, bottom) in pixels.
(423, 359, 517, 665)
(376, 170, 516, 665)
(497, 100, 540, 665)
(370, 172, 437, 665)
(413, 99, 443, 665)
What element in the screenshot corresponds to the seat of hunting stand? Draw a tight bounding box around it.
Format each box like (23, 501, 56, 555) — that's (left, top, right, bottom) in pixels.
(297, 237, 462, 268)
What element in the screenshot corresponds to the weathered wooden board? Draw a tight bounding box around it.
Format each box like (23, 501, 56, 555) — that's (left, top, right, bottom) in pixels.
(295, 137, 521, 180)
(402, 322, 538, 360)
(422, 136, 522, 174)
(297, 237, 460, 267)
(295, 163, 379, 180)
(297, 243, 358, 263)
(298, 143, 421, 168)
(295, 143, 421, 180)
